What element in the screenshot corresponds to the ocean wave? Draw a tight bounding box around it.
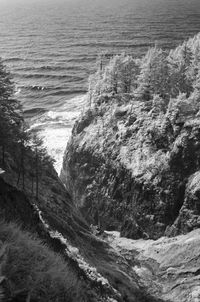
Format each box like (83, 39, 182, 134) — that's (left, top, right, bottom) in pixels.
(15, 65, 69, 72)
(42, 127, 73, 173)
(20, 85, 87, 96)
(65, 41, 153, 48)
(65, 56, 96, 63)
(3, 57, 27, 62)
(19, 85, 53, 92)
(28, 94, 86, 127)
(28, 85, 48, 91)
(49, 89, 87, 96)
(14, 87, 21, 95)
(28, 94, 86, 173)
(19, 73, 85, 81)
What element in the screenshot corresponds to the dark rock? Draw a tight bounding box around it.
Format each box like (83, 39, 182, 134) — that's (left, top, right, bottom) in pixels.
(74, 109, 94, 134)
(121, 217, 146, 239)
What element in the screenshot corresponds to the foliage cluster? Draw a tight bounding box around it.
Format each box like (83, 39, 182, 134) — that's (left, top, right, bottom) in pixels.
(0, 221, 90, 302)
(89, 33, 200, 103)
(0, 59, 54, 198)
(85, 33, 200, 184)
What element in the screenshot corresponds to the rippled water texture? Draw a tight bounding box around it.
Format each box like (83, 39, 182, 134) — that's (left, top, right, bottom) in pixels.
(0, 0, 200, 172)
(0, 0, 200, 110)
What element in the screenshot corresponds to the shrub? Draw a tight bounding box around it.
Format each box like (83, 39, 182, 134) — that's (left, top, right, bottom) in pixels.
(0, 221, 88, 302)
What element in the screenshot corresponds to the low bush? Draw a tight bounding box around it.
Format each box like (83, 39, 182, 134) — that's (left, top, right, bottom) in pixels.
(0, 221, 88, 302)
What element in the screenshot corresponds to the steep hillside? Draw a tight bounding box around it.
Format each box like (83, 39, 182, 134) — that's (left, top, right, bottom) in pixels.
(104, 229, 200, 302)
(61, 33, 200, 240)
(0, 157, 162, 302)
(0, 58, 162, 302)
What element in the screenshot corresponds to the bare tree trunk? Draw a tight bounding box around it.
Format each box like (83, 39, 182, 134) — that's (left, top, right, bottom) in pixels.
(26, 292, 31, 302)
(113, 82, 118, 94)
(17, 143, 25, 190)
(17, 168, 21, 186)
(21, 146, 25, 190)
(31, 176, 34, 195)
(2, 145, 5, 167)
(36, 148, 39, 201)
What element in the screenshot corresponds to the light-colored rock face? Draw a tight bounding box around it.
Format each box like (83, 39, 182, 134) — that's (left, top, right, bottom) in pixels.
(61, 33, 200, 239)
(59, 34, 200, 301)
(61, 91, 200, 239)
(105, 229, 200, 302)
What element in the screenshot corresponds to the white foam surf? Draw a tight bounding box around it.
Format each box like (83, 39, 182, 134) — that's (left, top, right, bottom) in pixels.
(31, 94, 87, 174)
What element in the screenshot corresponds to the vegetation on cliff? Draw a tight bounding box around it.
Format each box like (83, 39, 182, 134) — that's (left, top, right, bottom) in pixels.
(61, 33, 200, 239)
(0, 58, 54, 199)
(3, 29, 200, 302)
(88, 33, 200, 100)
(0, 53, 168, 302)
(0, 221, 83, 302)
(0, 57, 160, 302)
(0, 59, 102, 302)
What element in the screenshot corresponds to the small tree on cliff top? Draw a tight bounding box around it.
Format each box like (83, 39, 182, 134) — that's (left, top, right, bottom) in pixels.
(0, 59, 24, 166)
(136, 47, 170, 100)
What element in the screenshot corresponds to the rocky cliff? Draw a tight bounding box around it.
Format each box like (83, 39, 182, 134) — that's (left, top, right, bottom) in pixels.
(61, 91, 200, 240)
(1, 150, 161, 302)
(104, 228, 200, 302)
(3, 33, 200, 301)
(61, 33, 200, 240)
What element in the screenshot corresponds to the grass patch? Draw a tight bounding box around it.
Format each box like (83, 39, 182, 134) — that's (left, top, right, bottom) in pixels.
(0, 221, 95, 302)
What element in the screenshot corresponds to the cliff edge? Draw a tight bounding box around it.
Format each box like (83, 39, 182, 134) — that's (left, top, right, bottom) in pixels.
(61, 33, 200, 240)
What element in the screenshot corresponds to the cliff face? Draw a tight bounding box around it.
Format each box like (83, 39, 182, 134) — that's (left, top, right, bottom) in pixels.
(104, 228, 200, 302)
(0, 154, 90, 246)
(61, 92, 200, 239)
(1, 154, 162, 302)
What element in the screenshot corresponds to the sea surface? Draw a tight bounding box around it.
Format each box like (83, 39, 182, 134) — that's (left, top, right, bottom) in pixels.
(0, 0, 200, 172)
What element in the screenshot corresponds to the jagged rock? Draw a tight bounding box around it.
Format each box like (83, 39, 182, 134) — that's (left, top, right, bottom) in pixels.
(121, 217, 146, 239)
(105, 228, 200, 302)
(0, 156, 160, 302)
(61, 93, 200, 240)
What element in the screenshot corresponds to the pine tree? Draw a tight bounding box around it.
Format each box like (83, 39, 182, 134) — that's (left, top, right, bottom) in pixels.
(168, 42, 193, 97)
(193, 66, 200, 92)
(98, 53, 138, 95)
(103, 55, 121, 94)
(187, 34, 200, 85)
(16, 125, 30, 190)
(136, 47, 169, 100)
(0, 59, 23, 167)
(118, 53, 138, 93)
(30, 134, 54, 200)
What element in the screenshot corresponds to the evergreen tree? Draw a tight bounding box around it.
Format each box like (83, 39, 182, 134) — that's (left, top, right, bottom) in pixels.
(30, 134, 54, 200)
(0, 59, 23, 167)
(186, 33, 200, 85)
(168, 42, 193, 97)
(118, 53, 138, 93)
(102, 55, 122, 94)
(97, 53, 138, 95)
(136, 47, 169, 100)
(16, 125, 30, 190)
(193, 66, 200, 92)
(88, 67, 103, 99)
(0, 58, 55, 198)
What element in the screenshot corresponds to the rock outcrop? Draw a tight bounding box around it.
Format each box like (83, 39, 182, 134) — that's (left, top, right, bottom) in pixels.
(1, 152, 161, 302)
(61, 92, 200, 240)
(104, 228, 200, 302)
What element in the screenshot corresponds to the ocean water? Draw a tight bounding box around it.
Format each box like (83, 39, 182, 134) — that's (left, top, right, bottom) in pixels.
(0, 0, 200, 172)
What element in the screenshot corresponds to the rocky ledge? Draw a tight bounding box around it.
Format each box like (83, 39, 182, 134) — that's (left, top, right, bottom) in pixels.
(104, 228, 200, 302)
